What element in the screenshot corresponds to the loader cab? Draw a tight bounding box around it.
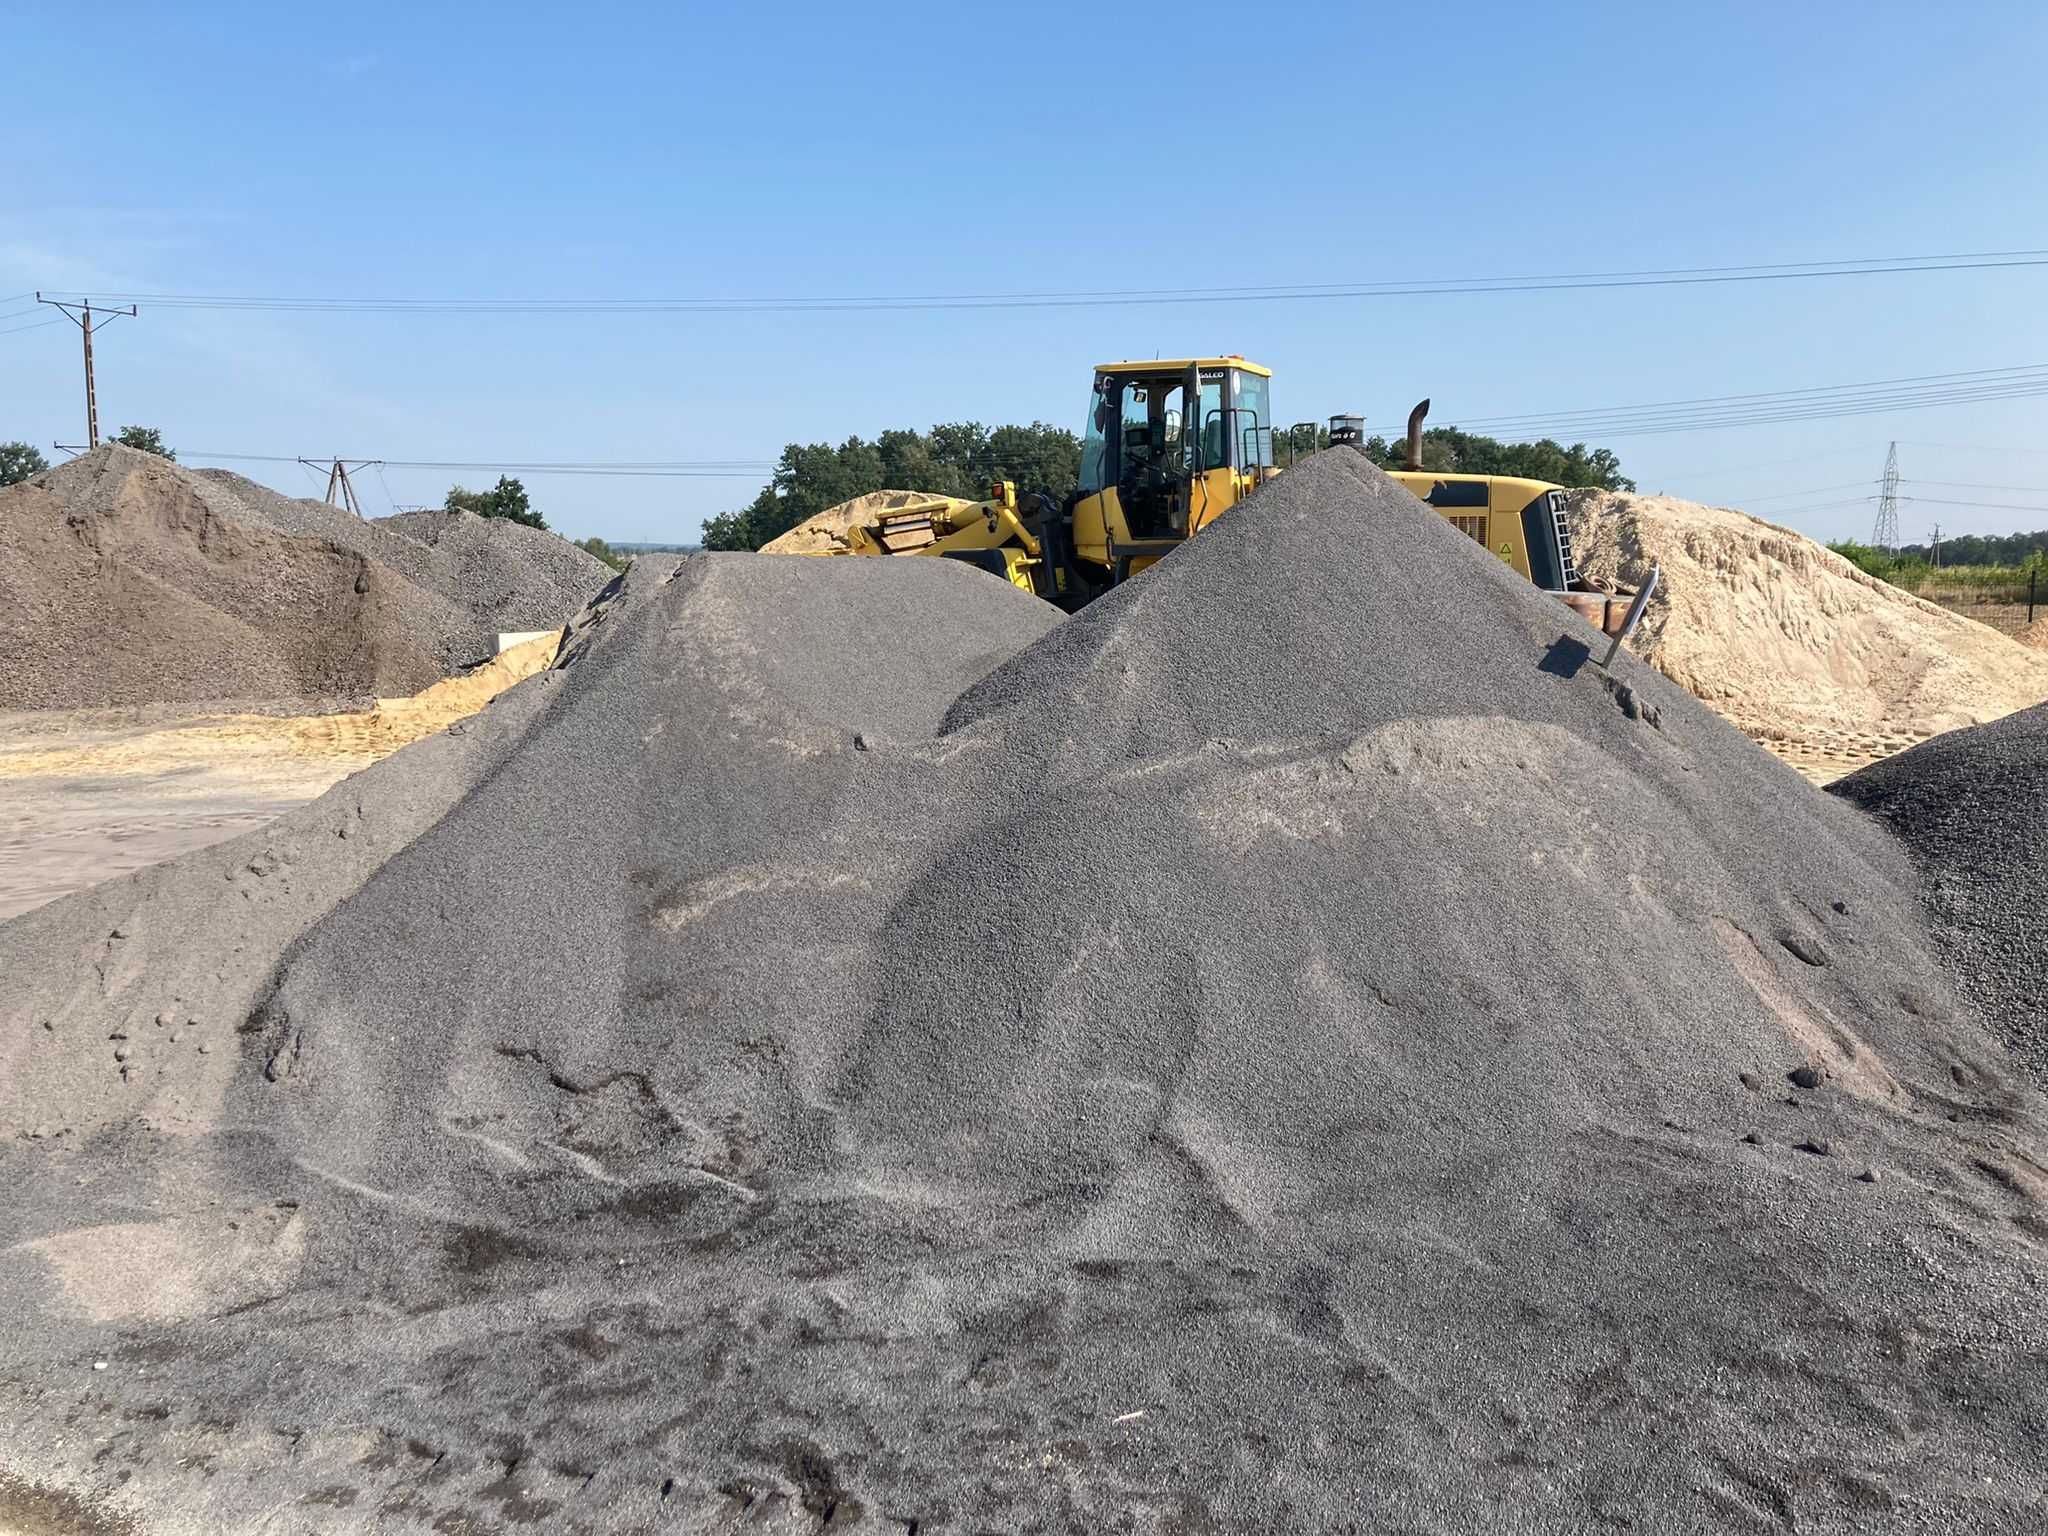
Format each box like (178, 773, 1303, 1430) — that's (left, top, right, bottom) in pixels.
(1067, 357, 1274, 594)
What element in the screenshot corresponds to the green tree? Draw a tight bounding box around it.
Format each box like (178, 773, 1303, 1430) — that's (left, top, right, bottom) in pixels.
(1360, 428, 1633, 490)
(577, 535, 629, 571)
(0, 441, 49, 487)
(445, 475, 545, 530)
(1887, 529, 2048, 567)
(113, 425, 175, 461)
(702, 421, 1084, 552)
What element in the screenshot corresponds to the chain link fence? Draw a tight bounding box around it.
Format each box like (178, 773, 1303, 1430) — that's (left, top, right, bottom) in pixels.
(1916, 570, 2041, 638)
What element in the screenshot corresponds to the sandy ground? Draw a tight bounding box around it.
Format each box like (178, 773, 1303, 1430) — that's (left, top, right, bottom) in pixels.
(0, 727, 348, 924)
(0, 633, 558, 923)
(1754, 724, 1936, 786)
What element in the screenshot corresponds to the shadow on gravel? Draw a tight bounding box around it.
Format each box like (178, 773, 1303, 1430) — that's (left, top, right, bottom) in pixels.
(1540, 634, 1591, 679)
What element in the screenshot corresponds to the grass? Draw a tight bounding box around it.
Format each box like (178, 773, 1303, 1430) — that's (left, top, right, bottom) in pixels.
(1829, 542, 2044, 604)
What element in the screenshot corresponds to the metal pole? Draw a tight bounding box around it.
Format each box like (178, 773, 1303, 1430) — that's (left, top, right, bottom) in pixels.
(37, 295, 134, 450)
(81, 300, 98, 448)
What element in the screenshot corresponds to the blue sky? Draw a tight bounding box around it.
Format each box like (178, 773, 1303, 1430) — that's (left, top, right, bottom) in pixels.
(5, 0, 2047, 545)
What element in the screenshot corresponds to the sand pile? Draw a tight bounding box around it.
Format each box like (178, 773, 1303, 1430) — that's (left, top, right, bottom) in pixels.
(1833, 702, 2048, 1087)
(1568, 489, 2048, 781)
(760, 488, 962, 554)
(0, 630, 561, 784)
(2015, 614, 2048, 650)
(2, 456, 2045, 1532)
(0, 448, 610, 711)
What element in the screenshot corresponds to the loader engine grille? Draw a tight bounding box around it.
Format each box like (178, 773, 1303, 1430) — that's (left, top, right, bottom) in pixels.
(1549, 490, 1579, 587)
(1448, 514, 1488, 545)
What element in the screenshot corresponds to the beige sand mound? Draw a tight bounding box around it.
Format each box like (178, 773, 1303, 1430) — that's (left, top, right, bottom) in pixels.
(761, 488, 968, 554)
(2015, 615, 2048, 650)
(1568, 489, 2048, 782)
(0, 631, 560, 783)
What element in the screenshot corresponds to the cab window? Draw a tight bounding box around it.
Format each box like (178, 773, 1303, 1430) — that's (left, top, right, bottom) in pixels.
(1079, 375, 1113, 493)
(1197, 374, 1226, 469)
(1232, 370, 1273, 467)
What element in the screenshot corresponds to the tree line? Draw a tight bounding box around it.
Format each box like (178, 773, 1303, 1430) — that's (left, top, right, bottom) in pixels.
(699, 420, 1635, 551)
(701, 422, 1083, 551)
(1829, 536, 2048, 596)
(1889, 530, 2048, 567)
(1356, 428, 1634, 490)
(4, 419, 1639, 556)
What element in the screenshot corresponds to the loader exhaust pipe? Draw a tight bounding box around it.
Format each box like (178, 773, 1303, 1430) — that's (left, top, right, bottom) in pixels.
(1405, 399, 1430, 471)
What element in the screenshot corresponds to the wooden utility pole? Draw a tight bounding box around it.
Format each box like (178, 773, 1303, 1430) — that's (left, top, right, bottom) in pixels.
(298, 458, 383, 518)
(35, 295, 136, 449)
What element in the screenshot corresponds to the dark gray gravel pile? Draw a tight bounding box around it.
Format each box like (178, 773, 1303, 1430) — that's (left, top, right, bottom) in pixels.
(1832, 702, 2048, 1086)
(2, 454, 2045, 1534)
(379, 507, 616, 641)
(199, 470, 614, 662)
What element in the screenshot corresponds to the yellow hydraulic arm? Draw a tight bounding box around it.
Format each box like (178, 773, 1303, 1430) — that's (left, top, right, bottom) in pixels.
(838, 482, 1041, 561)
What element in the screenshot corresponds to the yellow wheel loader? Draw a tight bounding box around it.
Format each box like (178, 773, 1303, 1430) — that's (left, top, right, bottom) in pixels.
(775, 359, 1648, 642)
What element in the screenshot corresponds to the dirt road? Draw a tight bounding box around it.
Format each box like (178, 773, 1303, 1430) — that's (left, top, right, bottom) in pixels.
(0, 633, 557, 921)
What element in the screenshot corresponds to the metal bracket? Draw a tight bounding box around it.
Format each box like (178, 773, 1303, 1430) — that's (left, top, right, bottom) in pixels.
(1600, 562, 1661, 670)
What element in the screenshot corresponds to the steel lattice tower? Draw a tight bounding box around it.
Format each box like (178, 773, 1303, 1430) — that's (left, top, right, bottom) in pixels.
(1872, 442, 1901, 551)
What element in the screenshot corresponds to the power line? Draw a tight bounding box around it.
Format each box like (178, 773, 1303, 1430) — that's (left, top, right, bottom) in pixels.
(1656, 448, 1878, 483)
(37, 295, 136, 449)
(1765, 496, 1877, 514)
(1901, 494, 2048, 514)
(185, 451, 772, 479)
(1700, 478, 1876, 505)
(1458, 362, 2048, 430)
(31, 248, 2048, 316)
(1442, 366, 2048, 439)
(1901, 477, 2048, 494)
(0, 316, 67, 339)
(1898, 440, 2048, 459)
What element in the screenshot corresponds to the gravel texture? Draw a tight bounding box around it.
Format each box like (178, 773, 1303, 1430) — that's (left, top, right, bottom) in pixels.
(1, 447, 466, 710)
(199, 468, 614, 663)
(0, 447, 611, 711)
(1831, 701, 2048, 1087)
(1, 453, 2045, 1533)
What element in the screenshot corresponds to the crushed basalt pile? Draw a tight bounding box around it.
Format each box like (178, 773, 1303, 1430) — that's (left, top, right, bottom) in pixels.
(1, 454, 2043, 1533)
(1833, 701, 2048, 1090)
(1568, 488, 2048, 782)
(0, 446, 610, 711)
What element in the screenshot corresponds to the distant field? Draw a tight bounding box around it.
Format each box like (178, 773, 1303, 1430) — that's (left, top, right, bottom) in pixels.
(1828, 542, 2045, 636)
(1903, 572, 2042, 637)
